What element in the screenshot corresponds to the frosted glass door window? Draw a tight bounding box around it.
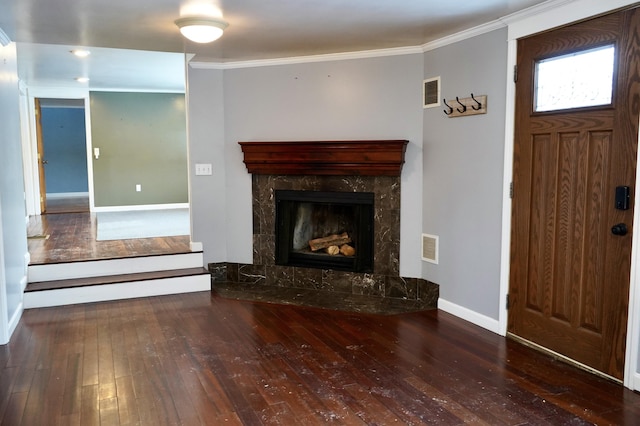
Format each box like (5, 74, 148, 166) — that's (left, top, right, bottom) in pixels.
(534, 45, 615, 112)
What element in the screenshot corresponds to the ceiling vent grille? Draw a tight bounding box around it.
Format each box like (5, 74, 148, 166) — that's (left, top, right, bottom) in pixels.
(423, 77, 441, 108)
(421, 233, 439, 264)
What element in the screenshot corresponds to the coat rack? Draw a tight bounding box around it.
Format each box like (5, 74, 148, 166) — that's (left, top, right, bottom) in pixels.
(443, 94, 487, 117)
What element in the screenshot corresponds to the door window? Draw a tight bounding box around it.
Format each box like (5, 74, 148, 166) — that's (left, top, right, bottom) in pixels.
(534, 44, 615, 112)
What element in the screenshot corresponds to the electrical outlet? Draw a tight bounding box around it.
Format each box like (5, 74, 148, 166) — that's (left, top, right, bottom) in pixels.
(136, 184, 141, 192)
(195, 163, 213, 175)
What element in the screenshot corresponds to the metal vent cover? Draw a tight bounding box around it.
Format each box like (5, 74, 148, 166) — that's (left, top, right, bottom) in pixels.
(421, 233, 439, 264)
(423, 77, 441, 108)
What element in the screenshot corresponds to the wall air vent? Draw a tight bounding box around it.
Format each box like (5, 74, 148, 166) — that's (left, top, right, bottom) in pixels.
(421, 233, 439, 264)
(423, 77, 441, 108)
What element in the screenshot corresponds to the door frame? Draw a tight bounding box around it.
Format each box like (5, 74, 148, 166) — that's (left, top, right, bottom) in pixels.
(498, 0, 640, 390)
(22, 87, 94, 215)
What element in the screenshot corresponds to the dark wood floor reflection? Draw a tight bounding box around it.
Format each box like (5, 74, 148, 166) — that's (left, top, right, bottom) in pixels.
(1, 292, 639, 425)
(44, 196, 90, 214)
(27, 208, 191, 265)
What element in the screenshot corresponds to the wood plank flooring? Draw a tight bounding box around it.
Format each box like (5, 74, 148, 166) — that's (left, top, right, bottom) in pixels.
(2, 291, 639, 425)
(44, 196, 90, 214)
(27, 211, 192, 265)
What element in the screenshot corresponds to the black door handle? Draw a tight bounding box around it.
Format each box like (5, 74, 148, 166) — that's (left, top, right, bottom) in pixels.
(611, 223, 628, 236)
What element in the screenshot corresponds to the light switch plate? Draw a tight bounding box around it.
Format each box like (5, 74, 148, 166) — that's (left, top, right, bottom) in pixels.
(195, 163, 212, 175)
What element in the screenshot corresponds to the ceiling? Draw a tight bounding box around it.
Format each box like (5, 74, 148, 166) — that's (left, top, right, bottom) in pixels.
(0, 0, 550, 91)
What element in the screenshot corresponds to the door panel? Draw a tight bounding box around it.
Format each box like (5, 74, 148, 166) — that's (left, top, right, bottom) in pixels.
(509, 7, 640, 380)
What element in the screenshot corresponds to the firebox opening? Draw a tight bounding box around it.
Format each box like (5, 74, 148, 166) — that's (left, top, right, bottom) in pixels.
(275, 190, 374, 272)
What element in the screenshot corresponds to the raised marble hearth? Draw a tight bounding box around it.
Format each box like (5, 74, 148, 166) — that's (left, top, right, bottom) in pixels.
(209, 141, 439, 314)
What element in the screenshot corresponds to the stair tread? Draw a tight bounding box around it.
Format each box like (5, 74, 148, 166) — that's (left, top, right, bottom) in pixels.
(27, 267, 210, 292)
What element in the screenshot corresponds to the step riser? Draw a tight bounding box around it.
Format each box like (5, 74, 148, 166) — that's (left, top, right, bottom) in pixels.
(24, 274, 211, 308)
(28, 252, 204, 282)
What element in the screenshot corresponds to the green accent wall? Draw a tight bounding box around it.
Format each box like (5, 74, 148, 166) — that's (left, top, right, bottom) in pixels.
(90, 92, 188, 207)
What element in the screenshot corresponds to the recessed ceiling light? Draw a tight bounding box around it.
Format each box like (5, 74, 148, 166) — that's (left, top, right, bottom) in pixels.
(71, 49, 91, 57)
(75, 77, 90, 83)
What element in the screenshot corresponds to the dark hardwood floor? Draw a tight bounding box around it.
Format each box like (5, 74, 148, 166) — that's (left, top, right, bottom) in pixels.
(15, 199, 640, 424)
(27, 208, 192, 265)
(44, 196, 90, 214)
(1, 291, 639, 425)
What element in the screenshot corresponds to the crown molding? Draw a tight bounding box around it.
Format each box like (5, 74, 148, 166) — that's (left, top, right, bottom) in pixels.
(189, 0, 628, 69)
(0, 26, 11, 47)
(421, 20, 506, 52)
(505, 0, 637, 40)
(189, 45, 423, 70)
(498, 0, 576, 26)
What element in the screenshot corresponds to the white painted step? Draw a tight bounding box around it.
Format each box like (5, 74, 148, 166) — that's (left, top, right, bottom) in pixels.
(28, 251, 204, 282)
(24, 272, 211, 309)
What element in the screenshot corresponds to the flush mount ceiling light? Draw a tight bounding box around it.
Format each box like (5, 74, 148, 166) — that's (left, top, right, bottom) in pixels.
(175, 16, 228, 43)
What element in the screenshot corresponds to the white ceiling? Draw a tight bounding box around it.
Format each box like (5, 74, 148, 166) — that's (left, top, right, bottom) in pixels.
(0, 0, 550, 91)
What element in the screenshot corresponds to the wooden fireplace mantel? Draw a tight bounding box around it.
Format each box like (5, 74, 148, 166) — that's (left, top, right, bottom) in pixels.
(238, 140, 409, 176)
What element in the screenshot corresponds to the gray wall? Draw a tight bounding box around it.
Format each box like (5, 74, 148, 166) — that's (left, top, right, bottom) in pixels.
(40, 106, 88, 194)
(422, 28, 508, 319)
(90, 91, 188, 207)
(188, 54, 425, 275)
(0, 42, 27, 343)
(187, 68, 227, 259)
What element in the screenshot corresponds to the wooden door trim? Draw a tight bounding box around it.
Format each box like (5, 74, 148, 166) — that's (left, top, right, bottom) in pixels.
(35, 98, 46, 213)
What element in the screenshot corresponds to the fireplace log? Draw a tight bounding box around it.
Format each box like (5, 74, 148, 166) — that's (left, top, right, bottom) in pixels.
(325, 245, 340, 255)
(339, 244, 356, 256)
(309, 232, 351, 251)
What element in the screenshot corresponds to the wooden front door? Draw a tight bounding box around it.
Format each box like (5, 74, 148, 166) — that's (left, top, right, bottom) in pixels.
(508, 7, 640, 380)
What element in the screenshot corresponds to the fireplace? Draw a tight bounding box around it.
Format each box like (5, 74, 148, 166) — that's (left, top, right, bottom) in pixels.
(208, 140, 439, 314)
(275, 190, 374, 272)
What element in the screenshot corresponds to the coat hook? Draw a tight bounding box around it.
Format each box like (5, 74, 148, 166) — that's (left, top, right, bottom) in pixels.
(455, 97, 466, 113)
(443, 99, 453, 115)
(471, 93, 482, 110)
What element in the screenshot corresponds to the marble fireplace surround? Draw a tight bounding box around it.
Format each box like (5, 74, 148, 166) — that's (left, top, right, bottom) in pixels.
(209, 141, 438, 313)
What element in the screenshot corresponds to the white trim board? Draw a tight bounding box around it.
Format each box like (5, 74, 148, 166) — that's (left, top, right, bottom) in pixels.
(438, 298, 501, 335)
(28, 251, 203, 282)
(46, 192, 89, 199)
(24, 275, 211, 309)
(92, 203, 189, 213)
(190, 46, 423, 70)
(624, 113, 640, 391)
(7, 302, 23, 342)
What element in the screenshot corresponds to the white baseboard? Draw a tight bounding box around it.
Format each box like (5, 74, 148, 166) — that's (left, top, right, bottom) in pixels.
(438, 298, 501, 334)
(93, 203, 189, 213)
(24, 275, 211, 309)
(23, 252, 30, 279)
(7, 301, 23, 342)
(46, 192, 89, 199)
(28, 252, 204, 282)
(632, 372, 640, 392)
